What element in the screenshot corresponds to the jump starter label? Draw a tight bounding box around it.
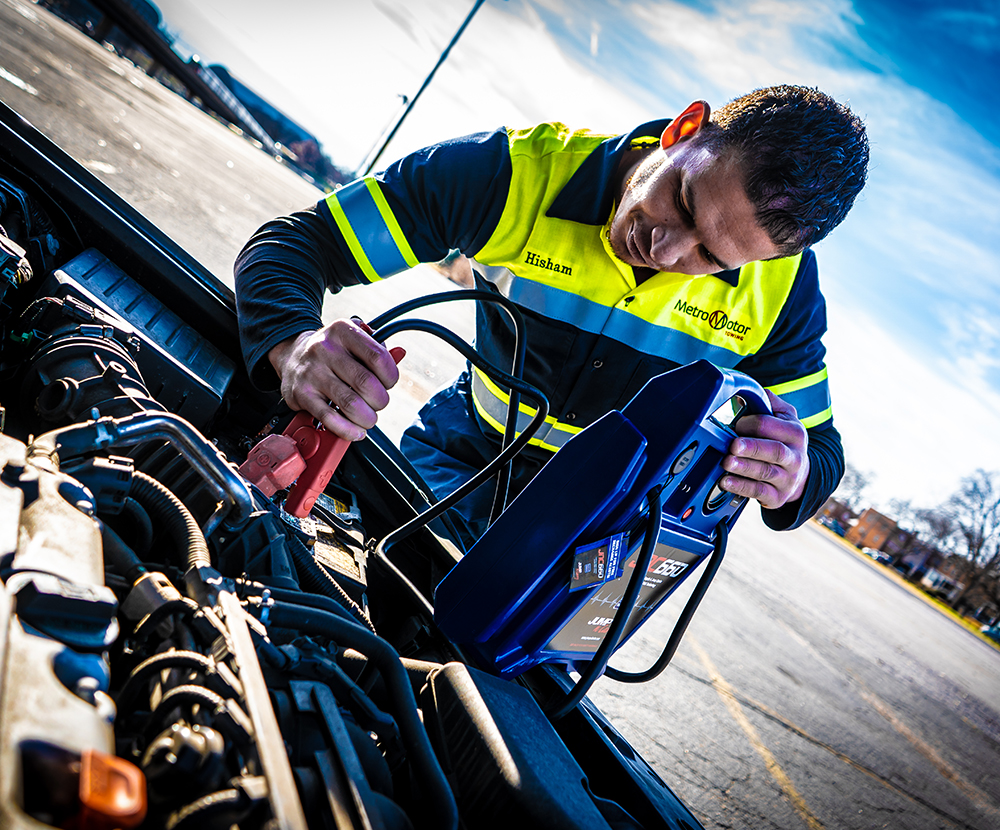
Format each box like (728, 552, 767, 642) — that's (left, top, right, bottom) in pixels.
(547, 538, 701, 654)
(569, 532, 627, 592)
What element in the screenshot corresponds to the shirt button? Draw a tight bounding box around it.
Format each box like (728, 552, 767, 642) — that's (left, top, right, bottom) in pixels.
(565, 412, 577, 421)
(592, 360, 603, 368)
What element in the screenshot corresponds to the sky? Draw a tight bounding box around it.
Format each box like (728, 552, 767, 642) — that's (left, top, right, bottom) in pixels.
(156, 0, 1000, 515)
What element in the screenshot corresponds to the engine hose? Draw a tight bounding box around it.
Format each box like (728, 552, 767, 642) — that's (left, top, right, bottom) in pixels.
(604, 519, 728, 684)
(266, 585, 374, 634)
(121, 496, 155, 557)
(117, 651, 241, 717)
(129, 470, 210, 570)
(128, 598, 198, 648)
(166, 788, 248, 830)
(283, 537, 376, 634)
(338, 651, 445, 700)
(267, 601, 458, 830)
(100, 522, 147, 584)
(145, 684, 254, 754)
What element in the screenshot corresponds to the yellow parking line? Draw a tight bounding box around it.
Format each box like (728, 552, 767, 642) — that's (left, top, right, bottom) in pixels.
(691, 638, 825, 830)
(849, 672, 1000, 822)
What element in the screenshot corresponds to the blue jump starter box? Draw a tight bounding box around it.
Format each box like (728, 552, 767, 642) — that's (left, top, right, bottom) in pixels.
(433, 360, 770, 676)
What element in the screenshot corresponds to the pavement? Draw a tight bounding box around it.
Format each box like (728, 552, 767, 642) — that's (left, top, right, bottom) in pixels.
(810, 521, 1000, 650)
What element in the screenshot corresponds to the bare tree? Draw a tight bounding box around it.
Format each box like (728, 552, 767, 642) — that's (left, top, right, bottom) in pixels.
(835, 460, 873, 512)
(913, 507, 957, 552)
(889, 498, 914, 527)
(885, 499, 952, 569)
(943, 469, 1000, 610)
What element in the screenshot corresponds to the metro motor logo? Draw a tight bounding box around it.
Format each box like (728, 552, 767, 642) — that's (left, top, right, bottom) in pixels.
(675, 300, 751, 341)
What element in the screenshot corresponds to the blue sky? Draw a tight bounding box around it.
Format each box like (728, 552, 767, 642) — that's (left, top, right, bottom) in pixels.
(159, 0, 1000, 512)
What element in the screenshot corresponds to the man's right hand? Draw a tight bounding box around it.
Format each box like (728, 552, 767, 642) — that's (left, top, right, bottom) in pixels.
(268, 318, 402, 442)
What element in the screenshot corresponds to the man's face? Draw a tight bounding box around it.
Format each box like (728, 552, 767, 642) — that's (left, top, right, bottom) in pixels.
(609, 139, 782, 276)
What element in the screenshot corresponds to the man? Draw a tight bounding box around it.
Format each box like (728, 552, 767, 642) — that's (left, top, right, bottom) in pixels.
(235, 85, 869, 548)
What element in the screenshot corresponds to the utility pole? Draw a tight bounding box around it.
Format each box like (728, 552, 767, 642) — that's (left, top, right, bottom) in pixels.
(359, 0, 489, 176)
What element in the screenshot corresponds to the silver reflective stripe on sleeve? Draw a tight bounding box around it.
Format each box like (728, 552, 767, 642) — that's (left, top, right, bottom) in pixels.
(470, 367, 582, 452)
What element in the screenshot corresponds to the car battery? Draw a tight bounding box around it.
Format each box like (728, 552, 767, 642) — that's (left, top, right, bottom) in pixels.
(434, 360, 769, 676)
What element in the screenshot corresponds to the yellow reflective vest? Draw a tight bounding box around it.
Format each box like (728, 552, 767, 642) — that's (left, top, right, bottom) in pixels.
(323, 121, 833, 455)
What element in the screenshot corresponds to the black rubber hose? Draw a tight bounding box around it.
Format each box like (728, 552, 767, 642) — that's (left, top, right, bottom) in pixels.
(144, 685, 239, 734)
(548, 488, 662, 721)
(266, 584, 373, 633)
(128, 598, 198, 648)
(166, 788, 247, 830)
(100, 522, 147, 583)
(267, 601, 458, 830)
(129, 470, 210, 570)
(120, 496, 155, 557)
(283, 536, 376, 634)
(117, 651, 240, 717)
(605, 519, 728, 684)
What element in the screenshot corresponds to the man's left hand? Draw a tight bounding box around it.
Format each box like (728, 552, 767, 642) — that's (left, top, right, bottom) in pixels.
(720, 390, 809, 510)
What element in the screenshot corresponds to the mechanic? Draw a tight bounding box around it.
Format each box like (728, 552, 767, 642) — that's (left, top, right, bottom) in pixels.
(235, 84, 869, 549)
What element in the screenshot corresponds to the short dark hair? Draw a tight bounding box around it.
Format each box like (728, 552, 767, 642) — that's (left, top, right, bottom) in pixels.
(704, 85, 869, 255)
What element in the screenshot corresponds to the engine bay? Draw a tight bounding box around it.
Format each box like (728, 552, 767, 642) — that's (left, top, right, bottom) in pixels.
(0, 106, 703, 829)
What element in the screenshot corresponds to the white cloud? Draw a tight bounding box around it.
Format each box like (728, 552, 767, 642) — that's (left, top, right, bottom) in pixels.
(824, 299, 1000, 510)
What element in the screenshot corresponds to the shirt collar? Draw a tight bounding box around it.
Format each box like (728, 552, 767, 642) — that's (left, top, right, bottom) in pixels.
(547, 118, 669, 226)
(547, 118, 742, 288)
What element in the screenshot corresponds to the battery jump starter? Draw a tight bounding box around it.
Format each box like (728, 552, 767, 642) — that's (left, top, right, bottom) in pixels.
(433, 359, 770, 679)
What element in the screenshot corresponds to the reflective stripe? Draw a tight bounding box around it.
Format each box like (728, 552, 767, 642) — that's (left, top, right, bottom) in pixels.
(325, 178, 419, 283)
(471, 367, 582, 452)
(767, 367, 832, 428)
(503, 277, 744, 367)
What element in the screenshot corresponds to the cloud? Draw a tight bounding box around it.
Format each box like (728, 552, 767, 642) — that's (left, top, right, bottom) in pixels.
(824, 299, 1000, 510)
(923, 8, 1000, 54)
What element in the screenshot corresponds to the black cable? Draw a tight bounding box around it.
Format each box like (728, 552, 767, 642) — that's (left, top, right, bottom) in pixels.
(604, 520, 728, 684)
(125, 594, 200, 650)
(366, 551, 471, 666)
(370, 318, 548, 555)
(100, 522, 147, 583)
(547, 488, 662, 721)
(368, 288, 525, 339)
(120, 496, 155, 557)
(370, 289, 529, 523)
(267, 601, 458, 830)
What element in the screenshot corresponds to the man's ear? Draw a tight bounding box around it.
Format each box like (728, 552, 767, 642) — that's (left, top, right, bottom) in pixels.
(661, 101, 711, 150)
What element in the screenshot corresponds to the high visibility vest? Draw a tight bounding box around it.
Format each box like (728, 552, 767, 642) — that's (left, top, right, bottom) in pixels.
(324, 122, 832, 455)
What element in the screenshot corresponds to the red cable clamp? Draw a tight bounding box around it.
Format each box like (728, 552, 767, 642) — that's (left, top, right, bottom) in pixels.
(283, 345, 405, 518)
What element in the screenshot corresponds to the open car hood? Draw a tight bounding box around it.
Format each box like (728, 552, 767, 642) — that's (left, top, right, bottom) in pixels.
(0, 99, 704, 830)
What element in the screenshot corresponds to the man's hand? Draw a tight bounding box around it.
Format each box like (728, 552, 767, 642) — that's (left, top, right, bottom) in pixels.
(268, 318, 401, 442)
(719, 390, 809, 510)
